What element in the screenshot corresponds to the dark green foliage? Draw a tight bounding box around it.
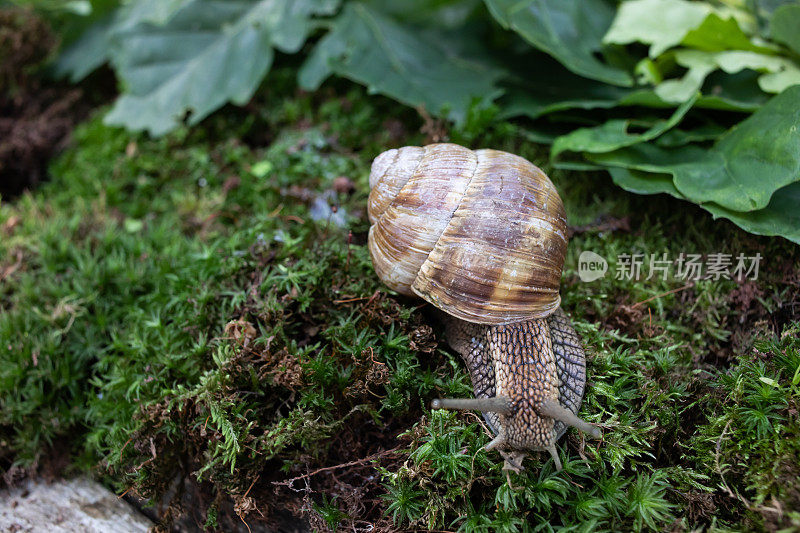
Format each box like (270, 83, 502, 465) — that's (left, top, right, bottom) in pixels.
(48, 0, 800, 242)
(1, 74, 799, 531)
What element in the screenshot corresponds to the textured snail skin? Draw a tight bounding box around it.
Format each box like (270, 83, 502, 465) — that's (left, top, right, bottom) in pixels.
(443, 308, 585, 442)
(368, 143, 598, 472)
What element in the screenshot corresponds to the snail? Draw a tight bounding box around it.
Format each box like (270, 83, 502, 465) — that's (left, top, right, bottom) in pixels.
(367, 143, 600, 473)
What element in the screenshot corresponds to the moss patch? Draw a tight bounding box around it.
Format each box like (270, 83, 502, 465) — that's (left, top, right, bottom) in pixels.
(1, 73, 799, 531)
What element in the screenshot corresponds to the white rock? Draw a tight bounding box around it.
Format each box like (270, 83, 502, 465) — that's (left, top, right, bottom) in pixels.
(0, 477, 153, 533)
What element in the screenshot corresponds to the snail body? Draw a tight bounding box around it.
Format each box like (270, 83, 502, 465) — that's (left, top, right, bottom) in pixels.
(367, 144, 599, 472)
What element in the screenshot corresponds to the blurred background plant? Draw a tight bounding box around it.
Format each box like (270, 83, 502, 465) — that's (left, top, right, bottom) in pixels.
(18, 0, 800, 243)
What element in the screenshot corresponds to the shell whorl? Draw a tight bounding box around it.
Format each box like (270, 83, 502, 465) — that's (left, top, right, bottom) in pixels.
(368, 143, 567, 325)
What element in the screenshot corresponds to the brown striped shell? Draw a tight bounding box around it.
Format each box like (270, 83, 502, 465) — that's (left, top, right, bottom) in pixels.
(367, 143, 568, 325)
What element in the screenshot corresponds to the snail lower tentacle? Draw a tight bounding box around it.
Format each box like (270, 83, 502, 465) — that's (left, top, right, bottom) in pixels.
(432, 309, 599, 471)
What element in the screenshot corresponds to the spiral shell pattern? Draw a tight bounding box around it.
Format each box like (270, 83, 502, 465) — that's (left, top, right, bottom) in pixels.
(368, 143, 567, 325)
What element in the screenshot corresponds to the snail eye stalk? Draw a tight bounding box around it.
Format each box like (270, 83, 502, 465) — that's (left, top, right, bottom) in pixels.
(431, 396, 512, 414)
(537, 399, 601, 439)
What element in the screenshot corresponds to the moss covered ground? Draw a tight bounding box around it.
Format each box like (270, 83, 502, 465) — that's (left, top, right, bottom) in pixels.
(1, 71, 799, 532)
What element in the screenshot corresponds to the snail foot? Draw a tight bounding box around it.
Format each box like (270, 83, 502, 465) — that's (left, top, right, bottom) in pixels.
(500, 450, 526, 474)
(546, 444, 563, 471)
(484, 434, 505, 451)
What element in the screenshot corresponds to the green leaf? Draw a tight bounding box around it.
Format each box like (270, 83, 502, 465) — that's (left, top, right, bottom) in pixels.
(603, 0, 712, 58)
(553, 160, 606, 171)
(104, 0, 339, 135)
(63, 1, 92, 16)
(607, 167, 684, 197)
(753, 0, 797, 17)
(759, 64, 800, 93)
(655, 49, 800, 103)
(484, 0, 632, 86)
(694, 69, 769, 111)
(672, 85, 800, 210)
(655, 123, 728, 147)
(716, 51, 800, 93)
(554, 119, 661, 159)
(681, 13, 776, 54)
(53, 0, 197, 83)
(551, 93, 696, 159)
(604, 1, 772, 57)
(364, 0, 482, 29)
(52, 13, 116, 82)
(704, 183, 800, 244)
(597, 119, 800, 243)
(770, 3, 800, 55)
(114, 0, 194, 28)
(654, 50, 719, 103)
(591, 85, 800, 213)
(299, 3, 504, 123)
(759, 376, 779, 387)
(250, 160, 273, 178)
(588, 142, 706, 173)
(498, 57, 637, 120)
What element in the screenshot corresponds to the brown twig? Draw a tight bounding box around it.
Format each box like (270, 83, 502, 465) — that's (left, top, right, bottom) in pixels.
(333, 296, 372, 304)
(239, 514, 251, 533)
(630, 282, 694, 309)
(0, 250, 23, 282)
(272, 446, 402, 489)
(243, 475, 259, 498)
(334, 290, 381, 305)
(132, 437, 157, 472)
(119, 436, 133, 455)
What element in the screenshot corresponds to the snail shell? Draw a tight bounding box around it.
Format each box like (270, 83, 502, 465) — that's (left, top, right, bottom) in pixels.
(367, 144, 599, 472)
(367, 143, 568, 325)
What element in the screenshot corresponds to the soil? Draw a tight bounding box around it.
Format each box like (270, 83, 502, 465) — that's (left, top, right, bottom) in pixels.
(0, 7, 100, 199)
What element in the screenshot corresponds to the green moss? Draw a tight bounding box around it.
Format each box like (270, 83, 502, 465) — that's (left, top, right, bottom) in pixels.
(1, 73, 799, 531)
(689, 327, 800, 528)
